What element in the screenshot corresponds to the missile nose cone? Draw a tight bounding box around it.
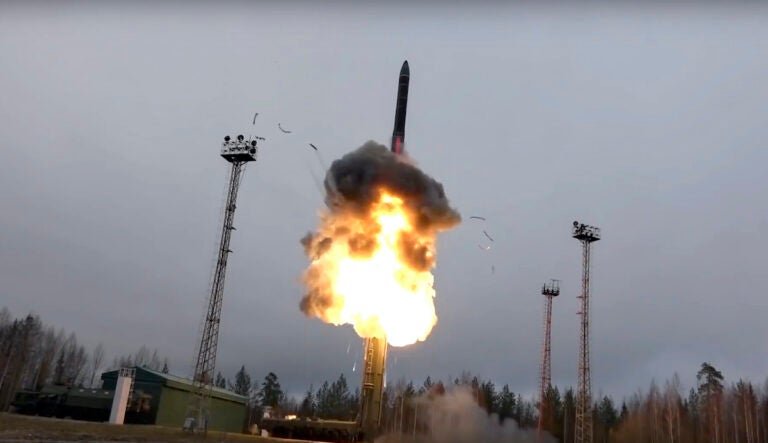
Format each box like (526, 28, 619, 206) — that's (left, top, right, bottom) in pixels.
(400, 60, 409, 77)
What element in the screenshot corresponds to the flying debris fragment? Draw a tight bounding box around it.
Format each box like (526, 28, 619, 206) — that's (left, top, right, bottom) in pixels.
(278, 123, 292, 134)
(307, 143, 329, 176)
(306, 166, 325, 198)
(252, 112, 259, 124)
(469, 215, 496, 261)
(491, 265, 496, 274)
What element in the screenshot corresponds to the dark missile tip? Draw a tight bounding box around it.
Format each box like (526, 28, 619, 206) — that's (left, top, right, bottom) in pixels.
(400, 60, 409, 76)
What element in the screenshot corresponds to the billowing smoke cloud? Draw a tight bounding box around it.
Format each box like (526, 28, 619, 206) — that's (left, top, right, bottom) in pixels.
(321, 141, 460, 233)
(376, 387, 553, 443)
(299, 141, 460, 345)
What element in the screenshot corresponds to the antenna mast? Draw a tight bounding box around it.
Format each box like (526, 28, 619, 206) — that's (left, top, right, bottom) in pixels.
(572, 221, 600, 443)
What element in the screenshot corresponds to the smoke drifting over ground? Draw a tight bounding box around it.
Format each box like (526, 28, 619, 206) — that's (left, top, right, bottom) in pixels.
(376, 387, 551, 443)
(299, 141, 460, 345)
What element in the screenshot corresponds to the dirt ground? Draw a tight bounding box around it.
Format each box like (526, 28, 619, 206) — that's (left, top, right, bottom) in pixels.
(0, 413, 291, 442)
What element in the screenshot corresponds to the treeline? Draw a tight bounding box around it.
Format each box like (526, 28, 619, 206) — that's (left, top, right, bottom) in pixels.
(212, 366, 361, 426)
(372, 363, 768, 443)
(611, 363, 768, 443)
(376, 363, 768, 443)
(6, 304, 768, 443)
(222, 366, 538, 431)
(0, 307, 169, 411)
(233, 363, 768, 443)
(374, 372, 539, 435)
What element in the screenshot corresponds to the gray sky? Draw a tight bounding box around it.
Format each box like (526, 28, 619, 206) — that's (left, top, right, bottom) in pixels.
(1, 2, 767, 400)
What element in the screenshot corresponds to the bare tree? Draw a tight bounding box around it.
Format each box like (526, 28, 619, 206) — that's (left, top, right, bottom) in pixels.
(52, 333, 89, 386)
(110, 346, 169, 371)
(0, 314, 41, 409)
(30, 327, 58, 390)
(89, 343, 105, 387)
(72, 345, 89, 386)
(648, 379, 661, 443)
(149, 349, 161, 371)
(664, 374, 682, 443)
(134, 345, 149, 367)
(733, 380, 759, 443)
(19, 318, 44, 390)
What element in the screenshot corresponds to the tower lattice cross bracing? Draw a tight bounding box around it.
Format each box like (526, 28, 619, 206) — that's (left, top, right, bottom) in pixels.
(188, 135, 258, 431)
(538, 279, 559, 440)
(572, 221, 600, 443)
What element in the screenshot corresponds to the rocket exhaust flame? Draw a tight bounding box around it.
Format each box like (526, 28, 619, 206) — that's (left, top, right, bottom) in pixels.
(300, 141, 460, 347)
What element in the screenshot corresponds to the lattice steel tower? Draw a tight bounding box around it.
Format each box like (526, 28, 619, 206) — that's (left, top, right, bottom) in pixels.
(188, 134, 261, 431)
(572, 221, 600, 443)
(538, 279, 559, 439)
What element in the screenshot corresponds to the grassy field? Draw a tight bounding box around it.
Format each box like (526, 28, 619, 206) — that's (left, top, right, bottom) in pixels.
(0, 413, 290, 442)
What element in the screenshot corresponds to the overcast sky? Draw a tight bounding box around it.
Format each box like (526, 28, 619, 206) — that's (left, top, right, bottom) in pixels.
(1, 2, 767, 400)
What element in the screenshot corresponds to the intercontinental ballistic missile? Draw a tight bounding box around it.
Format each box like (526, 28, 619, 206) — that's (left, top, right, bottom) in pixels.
(391, 60, 410, 155)
(360, 60, 411, 441)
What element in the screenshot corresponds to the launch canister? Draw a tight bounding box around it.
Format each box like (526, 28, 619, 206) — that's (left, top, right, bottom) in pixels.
(391, 60, 410, 155)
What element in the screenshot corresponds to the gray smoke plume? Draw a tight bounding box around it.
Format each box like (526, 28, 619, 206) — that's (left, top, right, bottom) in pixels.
(375, 387, 553, 443)
(323, 141, 460, 231)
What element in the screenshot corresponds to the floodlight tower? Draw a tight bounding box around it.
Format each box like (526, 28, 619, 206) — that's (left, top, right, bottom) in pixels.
(572, 221, 600, 443)
(538, 279, 560, 440)
(188, 134, 261, 431)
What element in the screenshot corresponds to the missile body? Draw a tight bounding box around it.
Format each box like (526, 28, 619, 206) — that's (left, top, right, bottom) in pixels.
(391, 60, 410, 155)
(359, 61, 410, 441)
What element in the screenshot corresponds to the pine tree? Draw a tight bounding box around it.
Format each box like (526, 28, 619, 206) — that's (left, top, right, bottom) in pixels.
(479, 380, 497, 414)
(698, 362, 725, 443)
(619, 401, 628, 422)
(496, 384, 517, 423)
(545, 386, 563, 438)
(230, 365, 251, 397)
(350, 387, 361, 419)
(257, 372, 283, 409)
(420, 376, 433, 394)
(326, 374, 351, 419)
(595, 395, 618, 443)
(215, 371, 226, 389)
(316, 380, 331, 417)
(299, 384, 316, 418)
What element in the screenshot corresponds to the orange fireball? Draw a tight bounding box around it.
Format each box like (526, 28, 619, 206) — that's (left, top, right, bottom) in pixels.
(300, 142, 460, 348)
(301, 189, 438, 347)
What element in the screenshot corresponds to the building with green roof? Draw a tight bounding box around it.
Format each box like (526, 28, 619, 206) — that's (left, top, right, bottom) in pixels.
(100, 366, 247, 433)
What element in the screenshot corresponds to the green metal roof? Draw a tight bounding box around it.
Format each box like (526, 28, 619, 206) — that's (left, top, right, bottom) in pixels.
(101, 367, 247, 404)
